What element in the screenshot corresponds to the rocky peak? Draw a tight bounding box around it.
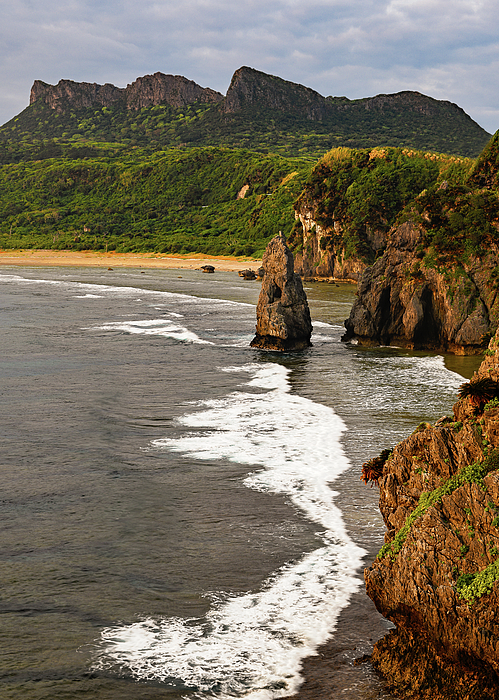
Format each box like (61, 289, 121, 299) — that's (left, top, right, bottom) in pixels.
(250, 232, 313, 351)
(223, 66, 330, 120)
(124, 72, 223, 110)
(30, 73, 223, 113)
(30, 79, 123, 112)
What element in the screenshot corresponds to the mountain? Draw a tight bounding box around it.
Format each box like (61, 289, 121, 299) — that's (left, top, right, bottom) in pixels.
(29, 72, 223, 112)
(0, 67, 491, 159)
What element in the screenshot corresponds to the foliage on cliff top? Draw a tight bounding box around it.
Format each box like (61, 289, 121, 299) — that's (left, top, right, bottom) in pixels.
(411, 165, 499, 268)
(469, 131, 499, 190)
(0, 146, 313, 257)
(294, 146, 463, 262)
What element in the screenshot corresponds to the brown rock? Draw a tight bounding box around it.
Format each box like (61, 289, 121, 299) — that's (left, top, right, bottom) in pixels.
(30, 73, 223, 114)
(250, 233, 312, 351)
(363, 329, 499, 698)
(343, 220, 499, 354)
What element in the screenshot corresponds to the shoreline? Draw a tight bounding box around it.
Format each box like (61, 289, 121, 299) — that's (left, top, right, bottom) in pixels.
(0, 249, 262, 272)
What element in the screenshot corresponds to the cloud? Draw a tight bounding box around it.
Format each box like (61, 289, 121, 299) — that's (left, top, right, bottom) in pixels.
(0, 0, 498, 134)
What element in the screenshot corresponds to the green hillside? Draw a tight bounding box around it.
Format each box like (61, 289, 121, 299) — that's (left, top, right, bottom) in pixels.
(0, 67, 494, 260)
(0, 96, 490, 163)
(292, 146, 477, 263)
(0, 146, 313, 256)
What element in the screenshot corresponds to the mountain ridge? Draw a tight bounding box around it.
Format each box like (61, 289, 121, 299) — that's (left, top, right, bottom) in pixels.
(1, 66, 491, 159)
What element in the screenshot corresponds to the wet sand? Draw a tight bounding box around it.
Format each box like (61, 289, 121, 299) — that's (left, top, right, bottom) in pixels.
(0, 249, 262, 272)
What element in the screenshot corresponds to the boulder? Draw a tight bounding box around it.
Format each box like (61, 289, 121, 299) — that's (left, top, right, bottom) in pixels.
(250, 233, 312, 351)
(238, 269, 257, 280)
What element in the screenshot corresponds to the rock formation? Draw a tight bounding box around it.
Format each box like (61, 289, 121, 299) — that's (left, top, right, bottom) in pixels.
(292, 194, 380, 282)
(222, 66, 330, 120)
(364, 331, 499, 699)
(30, 73, 223, 113)
(342, 218, 499, 354)
(250, 233, 312, 351)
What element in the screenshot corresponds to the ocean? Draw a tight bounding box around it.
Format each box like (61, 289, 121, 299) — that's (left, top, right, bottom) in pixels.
(0, 265, 479, 700)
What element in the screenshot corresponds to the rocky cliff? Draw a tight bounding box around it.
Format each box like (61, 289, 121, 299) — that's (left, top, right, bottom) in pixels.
(364, 332, 499, 699)
(222, 67, 330, 120)
(343, 219, 499, 354)
(292, 189, 385, 282)
(30, 79, 123, 112)
(30, 72, 223, 113)
(341, 134, 499, 354)
(291, 146, 445, 282)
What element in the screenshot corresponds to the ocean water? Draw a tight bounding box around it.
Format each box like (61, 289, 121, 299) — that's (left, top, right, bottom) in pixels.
(0, 265, 478, 700)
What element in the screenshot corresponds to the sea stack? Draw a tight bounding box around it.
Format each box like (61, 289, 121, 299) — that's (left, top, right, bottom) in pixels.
(250, 232, 312, 351)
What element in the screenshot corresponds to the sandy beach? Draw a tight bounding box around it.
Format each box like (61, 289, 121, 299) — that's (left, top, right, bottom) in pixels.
(0, 249, 262, 272)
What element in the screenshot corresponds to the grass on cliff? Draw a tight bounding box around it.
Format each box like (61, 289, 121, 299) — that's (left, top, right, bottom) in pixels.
(291, 146, 475, 264)
(378, 449, 499, 562)
(456, 559, 499, 604)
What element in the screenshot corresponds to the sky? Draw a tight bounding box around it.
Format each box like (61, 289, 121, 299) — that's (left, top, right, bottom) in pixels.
(1, 0, 499, 134)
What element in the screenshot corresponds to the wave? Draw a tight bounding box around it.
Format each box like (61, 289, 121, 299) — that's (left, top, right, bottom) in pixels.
(92, 363, 365, 699)
(89, 318, 214, 345)
(0, 272, 244, 307)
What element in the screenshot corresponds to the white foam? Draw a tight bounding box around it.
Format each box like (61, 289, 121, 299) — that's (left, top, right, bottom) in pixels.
(93, 363, 365, 698)
(74, 293, 104, 298)
(0, 272, 244, 308)
(90, 318, 213, 345)
(354, 353, 463, 413)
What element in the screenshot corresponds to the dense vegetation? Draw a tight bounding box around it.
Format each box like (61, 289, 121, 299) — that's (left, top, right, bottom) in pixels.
(0, 146, 313, 256)
(292, 146, 477, 263)
(0, 72, 497, 260)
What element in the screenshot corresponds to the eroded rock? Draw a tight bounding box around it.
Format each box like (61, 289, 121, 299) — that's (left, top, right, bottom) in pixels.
(364, 330, 499, 699)
(250, 233, 312, 351)
(343, 220, 499, 354)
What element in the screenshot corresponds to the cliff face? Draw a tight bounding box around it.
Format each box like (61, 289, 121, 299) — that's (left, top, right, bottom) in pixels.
(222, 66, 330, 120)
(292, 195, 386, 282)
(124, 73, 222, 110)
(30, 79, 124, 112)
(364, 332, 499, 699)
(30, 73, 223, 113)
(343, 219, 499, 354)
(342, 134, 499, 354)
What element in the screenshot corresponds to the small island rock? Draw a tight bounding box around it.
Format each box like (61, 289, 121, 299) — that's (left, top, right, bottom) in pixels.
(250, 233, 312, 351)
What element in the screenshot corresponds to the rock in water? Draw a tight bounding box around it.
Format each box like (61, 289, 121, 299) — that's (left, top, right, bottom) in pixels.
(250, 233, 312, 351)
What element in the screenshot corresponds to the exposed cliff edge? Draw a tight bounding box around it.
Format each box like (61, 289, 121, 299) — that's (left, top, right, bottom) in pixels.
(30, 73, 223, 112)
(339, 134, 499, 354)
(364, 332, 499, 699)
(250, 232, 312, 351)
(343, 218, 499, 354)
(291, 146, 466, 283)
